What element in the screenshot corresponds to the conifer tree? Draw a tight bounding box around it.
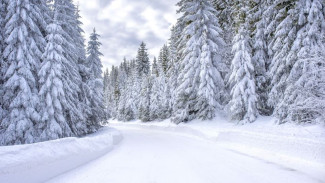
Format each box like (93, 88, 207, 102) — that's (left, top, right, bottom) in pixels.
(195, 0, 227, 120)
(0, 0, 7, 124)
(228, 1, 258, 123)
(136, 42, 150, 78)
(150, 75, 162, 120)
(103, 68, 111, 118)
(75, 5, 92, 130)
(168, 26, 180, 114)
(53, 0, 86, 135)
(267, 0, 298, 111)
(86, 28, 106, 130)
(1, 0, 46, 144)
(152, 57, 159, 77)
(158, 45, 170, 75)
(38, 12, 72, 141)
(139, 76, 151, 122)
(277, 0, 325, 123)
(173, 0, 226, 123)
(251, 0, 270, 115)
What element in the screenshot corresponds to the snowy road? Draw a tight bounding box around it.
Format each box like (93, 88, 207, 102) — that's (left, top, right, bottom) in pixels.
(47, 125, 323, 183)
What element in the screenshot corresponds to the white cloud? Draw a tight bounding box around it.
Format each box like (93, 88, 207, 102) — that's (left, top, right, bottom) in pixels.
(73, 0, 179, 70)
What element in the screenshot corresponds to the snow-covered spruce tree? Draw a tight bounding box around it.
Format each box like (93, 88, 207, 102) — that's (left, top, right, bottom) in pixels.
(103, 68, 111, 119)
(228, 1, 258, 124)
(117, 60, 128, 121)
(1, 0, 48, 145)
(139, 75, 152, 122)
(197, 0, 227, 120)
(152, 57, 159, 77)
(53, 0, 87, 136)
(135, 42, 150, 119)
(149, 63, 161, 121)
(136, 42, 150, 78)
(167, 26, 180, 115)
(172, 0, 226, 123)
(105, 66, 116, 118)
(172, 0, 202, 123)
(211, 0, 233, 84)
(158, 45, 172, 119)
(127, 59, 139, 120)
(0, 0, 7, 125)
(121, 64, 137, 121)
(111, 66, 120, 118)
(250, 0, 271, 115)
(150, 56, 169, 121)
(74, 5, 93, 129)
(86, 28, 106, 130)
(266, 0, 298, 112)
(277, 0, 325, 124)
(38, 13, 73, 141)
(158, 45, 170, 76)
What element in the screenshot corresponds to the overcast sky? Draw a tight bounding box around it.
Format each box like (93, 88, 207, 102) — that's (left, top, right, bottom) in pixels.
(73, 0, 179, 70)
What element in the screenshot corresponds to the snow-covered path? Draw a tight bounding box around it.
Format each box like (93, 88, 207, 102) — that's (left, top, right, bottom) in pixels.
(47, 125, 323, 183)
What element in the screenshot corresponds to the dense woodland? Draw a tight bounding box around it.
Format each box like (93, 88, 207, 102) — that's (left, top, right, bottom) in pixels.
(0, 0, 105, 145)
(0, 0, 324, 146)
(103, 0, 325, 124)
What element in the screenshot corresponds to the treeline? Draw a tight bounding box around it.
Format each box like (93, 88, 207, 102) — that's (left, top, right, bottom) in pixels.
(0, 0, 106, 145)
(104, 0, 325, 124)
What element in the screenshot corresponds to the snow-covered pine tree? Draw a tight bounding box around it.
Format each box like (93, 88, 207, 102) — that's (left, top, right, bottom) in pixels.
(103, 68, 111, 118)
(212, 0, 233, 84)
(228, 1, 258, 124)
(105, 66, 116, 119)
(0, 0, 7, 124)
(266, 0, 298, 112)
(139, 75, 152, 122)
(157, 45, 172, 119)
(110, 66, 120, 118)
(150, 55, 168, 120)
(158, 45, 170, 76)
(1, 0, 47, 145)
(172, 0, 202, 123)
(196, 0, 227, 120)
(117, 60, 128, 121)
(122, 62, 137, 121)
(75, 5, 93, 131)
(152, 57, 159, 77)
(173, 0, 226, 123)
(38, 12, 73, 141)
(149, 72, 161, 121)
(86, 28, 106, 130)
(53, 0, 87, 136)
(136, 42, 150, 78)
(277, 0, 325, 124)
(135, 42, 150, 119)
(167, 26, 180, 115)
(127, 59, 139, 119)
(250, 0, 270, 115)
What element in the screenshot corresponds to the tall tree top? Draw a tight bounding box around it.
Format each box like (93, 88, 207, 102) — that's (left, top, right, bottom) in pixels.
(136, 42, 150, 78)
(87, 28, 103, 79)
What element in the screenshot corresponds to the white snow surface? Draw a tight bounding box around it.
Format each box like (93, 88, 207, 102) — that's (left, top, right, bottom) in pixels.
(0, 127, 122, 183)
(47, 117, 325, 183)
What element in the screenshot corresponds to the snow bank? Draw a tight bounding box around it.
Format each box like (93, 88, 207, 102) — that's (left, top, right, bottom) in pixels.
(0, 127, 122, 183)
(109, 117, 325, 179)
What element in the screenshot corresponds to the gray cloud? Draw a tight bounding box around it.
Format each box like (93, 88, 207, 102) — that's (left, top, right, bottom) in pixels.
(74, 0, 179, 70)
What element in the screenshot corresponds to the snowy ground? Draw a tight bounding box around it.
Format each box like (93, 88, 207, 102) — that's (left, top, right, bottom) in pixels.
(1, 117, 324, 183)
(0, 127, 122, 183)
(48, 117, 325, 183)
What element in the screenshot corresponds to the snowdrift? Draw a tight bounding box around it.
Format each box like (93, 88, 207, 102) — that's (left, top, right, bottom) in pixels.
(110, 117, 325, 179)
(0, 127, 122, 183)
